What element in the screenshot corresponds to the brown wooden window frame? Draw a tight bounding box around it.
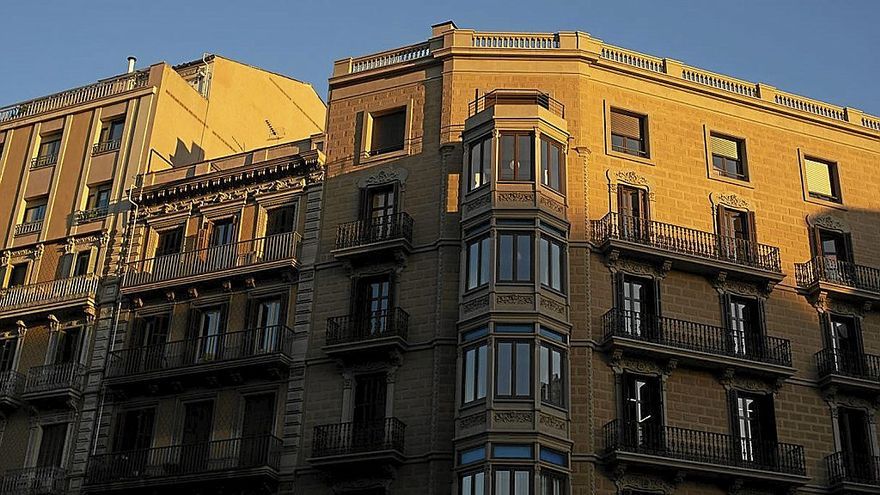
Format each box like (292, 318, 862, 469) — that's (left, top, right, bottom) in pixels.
(540, 136, 564, 192)
(610, 108, 649, 158)
(498, 132, 534, 182)
(468, 134, 493, 191)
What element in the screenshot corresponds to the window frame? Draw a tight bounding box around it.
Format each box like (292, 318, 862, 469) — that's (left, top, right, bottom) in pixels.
(498, 131, 534, 182)
(497, 231, 533, 283)
(22, 199, 48, 224)
(803, 155, 842, 204)
(493, 466, 533, 495)
(609, 108, 649, 158)
(6, 262, 29, 288)
(38, 133, 62, 159)
(459, 469, 487, 495)
(539, 136, 564, 193)
(539, 341, 566, 408)
(265, 205, 297, 236)
(709, 132, 748, 181)
(495, 339, 533, 399)
(99, 118, 125, 145)
(466, 235, 491, 291)
(366, 106, 407, 157)
(85, 182, 112, 211)
(539, 235, 565, 293)
(468, 134, 493, 192)
(462, 341, 488, 405)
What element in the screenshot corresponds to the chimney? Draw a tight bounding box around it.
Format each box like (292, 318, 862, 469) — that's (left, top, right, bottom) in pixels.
(127, 56, 137, 74)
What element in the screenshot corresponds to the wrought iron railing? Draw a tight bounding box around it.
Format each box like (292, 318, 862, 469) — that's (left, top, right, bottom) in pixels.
(603, 309, 792, 367)
(603, 420, 805, 475)
(92, 139, 121, 154)
(13, 221, 42, 236)
(326, 308, 409, 346)
(0, 274, 100, 312)
(106, 325, 295, 378)
(468, 89, 565, 118)
(335, 213, 413, 251)
(815, 348, 880, 381)
(30, 154, 58, 169)
(0, 370, 24, 400)
(23, 362, 85, 395)
(0, 467, 67, 494)
(312, 418, 405, 458)
(123, 232, 300, 288)
(826, 451, 880, 485)
(85, 435, 281, 485)
(795, 256, 880, 294)
(73, 205, 110, 224)
(591, 212, 782, 273)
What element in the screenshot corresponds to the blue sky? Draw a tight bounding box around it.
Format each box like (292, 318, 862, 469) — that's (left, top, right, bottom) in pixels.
(1, 0, 879, 115)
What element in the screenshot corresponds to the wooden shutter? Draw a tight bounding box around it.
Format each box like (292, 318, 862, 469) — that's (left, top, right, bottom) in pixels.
(711, 135, 739, 159)
(610, 110, 642, 139)
(652, 279, 662, 319)
(804, 158, 833, 196)
(716, 206, 730, 237)
(746, 211, 758, 243)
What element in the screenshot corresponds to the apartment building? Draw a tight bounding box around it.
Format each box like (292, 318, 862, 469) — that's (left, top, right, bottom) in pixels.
(297, 21, 880, 495)
(0, 56, 325, 494)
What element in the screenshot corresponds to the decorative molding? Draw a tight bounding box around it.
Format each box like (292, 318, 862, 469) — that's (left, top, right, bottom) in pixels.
(711, 192, 751, 210)
(458, 413, 485, 429)
(540, 297, 566, 316)
(807, 213, 849, 233)
(810, 290, 867, 316)
(356, 166, 409, 189)
(615, 170, 650, 187)
(496, 191, 534, 203)
(609, 349, 673, 377)
(1, 243, 44, 267)
(493, 411, 533, 424)
(496, 294, 533, 306)
(613, 471, 677, 495)
(539, 194, 565, 214)
(463, 194, 491, 212)
(64, 231, 109, 254)
(462, 295, 490, 313)
(719, 368, 784, 395)
(607, 256, 668, 279)
(712, 277, 769, 298)
(538, 413, 566, 431)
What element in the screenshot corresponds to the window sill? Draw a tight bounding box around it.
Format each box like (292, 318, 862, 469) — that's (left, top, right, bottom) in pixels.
(359, 148, 408, 165)
(607, 148, 655, 167)
(804, 194, 847, 211)
(540, 401, 568, 414)
(707, 172, 754, 189)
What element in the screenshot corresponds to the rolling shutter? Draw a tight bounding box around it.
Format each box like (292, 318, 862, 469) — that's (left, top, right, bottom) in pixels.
(711, 135, 739, 159)
(804, 158, 833, 197)
(610, 110, 642, 139)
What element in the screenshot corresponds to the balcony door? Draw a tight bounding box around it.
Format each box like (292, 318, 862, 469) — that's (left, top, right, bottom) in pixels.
(53, 328, 82, 365)
(252, 297, 284, 354)
(827, 314, 864, 375)
(838, 407, 875, 481)
(0, 336, 17, 372)
(207, 218, 236, 271)
(726, 297, 763, 358)
(355, 276, 392, 336)
(717, 207, 755, 262)
(189, 306, 226, 363)
(733, 392, 777, 466)
(135, 315, 169, 373)
(36, 423, 67, 468)
(112, 408, 155, 475)
(619, 275, 657, 339)
(617, 185, 650, 242)
(622, 374, 663, 451)
(817, 229, 853, 284)
(180, 400, 214, 473)
(363, 185, 397, 242)
(240, 393, 275, 467)
(352, 373, 387, 450)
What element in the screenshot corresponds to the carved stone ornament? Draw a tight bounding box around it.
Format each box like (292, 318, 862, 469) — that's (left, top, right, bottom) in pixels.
(64, 231, 109, 254)
(538, 194, 565, 214)
(810, 291, 866, 316)
(607, 255, 669, 279)
(712, 277, 769, 298)
(807, 213, 849, 233)
(463, 194, 491, 212)
(719, 368, 784, 394)
(609, 349, 673, 377)
(458, 413, 485, 429)
(356, 166, 409, 189)
(711, 192, 751, 210)
(462, 295, 490, 313)
(493, 411, 533, 424)
(540, 297, 566, 316)
(614, 472, 675, 495)
(538, 413, 566, 431)
(614, 170, 650, 187)
(497, 191, 534, 203)
(496, 294, 533, 306)
(1, 243, 44, 267)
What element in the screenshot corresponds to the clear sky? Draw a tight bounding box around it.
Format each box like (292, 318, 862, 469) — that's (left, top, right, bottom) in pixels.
(1, 0, 879, 115)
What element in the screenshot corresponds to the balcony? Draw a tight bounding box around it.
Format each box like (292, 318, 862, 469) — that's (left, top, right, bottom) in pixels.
(468, 89, 565, 119)
(13, 221, 42, 237)
(0, 275, 100, 320)
(0, 467, 66, 495)
(602, 420, 807, 486)
(795, 256, 880, 303)
(826, 452, 880, 493)
(92, 139, 121, 155)
(815, 348, 880, 394)
(104, 326, 294, 394)
(22, 362, 84, 407)
(122, 232, 300, 293)
(29, 154, 58, 170)
(591, 213, 783, 283)
(602, 309, 794, 377)
(85, 435, 281, 492)
(73, 205, 109, 225)
(310, 418, 406, 467)
(333, 213, 413, 260)
(324, 308, 409, 358)
(0, 370, 24, 411)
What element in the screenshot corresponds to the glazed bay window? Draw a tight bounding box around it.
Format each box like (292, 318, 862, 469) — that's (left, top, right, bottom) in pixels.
(466, 236, 491, 290)
(805, 157, 841, 202)
(368, 107, 406, 156)
(463, 343, 488, 404)
(460, 471, 486, 495)
(499, 132, 533, 181)
(496, 341, 531, 398)
(468, 134, 493, 191)
(539, 343, 565, 407)
(498, 232, 532, 283)
(540, 136, 563, 192)
(610, 109, 647, 157)
(711, 134, 747, 180)
(539, 236, 564, 292)
(494, 467, 531, 495)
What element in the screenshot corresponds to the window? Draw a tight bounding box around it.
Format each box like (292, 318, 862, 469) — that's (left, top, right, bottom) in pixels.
(467, 236, 491, 290)
(265, 205, 296, 236)
(496, 341, 531, 398)
(731, 391, 777, 464)
(112, 407, 155, 453)
(494, 468, 531, 495)
(35, 423, 68, 468)
(726, 296, 763, 357)
(540, 137, 563, 191)
(622, 374, 663, 449)
(353, 372, 387, 425)
(72, 251, 91, 277)
(38, 134, 62, 160)
(617, 274, 658, 338)
(717, 207, 756, 261)
(498, 233, 532, 283)
(86, 183, 112, 210)
(827, 314, 863, 374)
(610, 109, 647, 157)
(99, 119, 125, 144)
(0, 336, 18, 372)
(539, 343, 564, 406)
(155, 227, 183, 257)
(538, 470, 567, 495)
(817, 229, 852, 262)
(7, 263, 28, 287)
(539, 236, 564, 292)
(710, 134, 747, 180)
(53, 328, 83, 364)
(617, 185, 650, 241)
(499, 132, 533, 181)
(838, 408, 873, 460)
(23, 199, 47, 224)
(369, 108, 406, 156)
(468, 134, 492, 191)
(463, 343, 487, 404)
(804, 157, 841, 202)
(209, 218, 236, 247)
(460, 471, 486, 495)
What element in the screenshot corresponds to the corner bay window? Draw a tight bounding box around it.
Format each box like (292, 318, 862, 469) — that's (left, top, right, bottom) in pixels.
(463, 343, 488, 404)
(539, 343, 564, 406)
(540, 137, 563, 191)
(539, 236, 564, 292)
(460, 471, 486, 495)
(468, 134, 492, 191)
(467, 236, 491, 290)
(496, 341, 531, 398)
(498, 233, 532, 283)
(499, 132, 533, 181)
(494, 468, 530, 495)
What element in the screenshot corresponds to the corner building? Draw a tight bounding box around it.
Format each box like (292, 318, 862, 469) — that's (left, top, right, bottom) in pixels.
(299, 22, 880, 495)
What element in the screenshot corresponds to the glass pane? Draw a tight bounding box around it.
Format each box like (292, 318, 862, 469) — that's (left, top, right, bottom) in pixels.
(551, 242, 562, 290)
(462, 476, 472, 495)
(464, 348, 475, 402)
(495, 471, 510, 495)
(470, 140, 482, 190)
(514, 471, 530, 495)
(500, 135, 515, 180)
(540, 238, 549, 286)
(516, 234, 531, 281)
(517, 135, 532, 180)
(549, 142, 560, 190)
(497, 342, 512, 395)
(499, 235, 513, 280)
(480, 238, 491, 285)
(482, 137, 492, 185)
(515, 342, 530, 395)
(474, 473, 484, 495)
(541, 140, 549, 186)
(477, 345, 487, 399)
(468, 241, 479, 289)
(540, 345, 549, 400)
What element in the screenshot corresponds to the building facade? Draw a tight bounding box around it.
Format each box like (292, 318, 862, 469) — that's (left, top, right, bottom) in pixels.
(0, 56, 325, 494)
(297, 21, 880, 495)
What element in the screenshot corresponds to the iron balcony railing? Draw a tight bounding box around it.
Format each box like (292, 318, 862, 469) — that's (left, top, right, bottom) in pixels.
(123, 232, 300, 288)
(326, 308, 409, 347)
(0, 467, 67, 494)
(815, 348, 880, 382)
(106, 325, 295, 378)
(795, 256, 880, 295)
(30, 154, 58, 169)
(0, 274, 100, 312)
(335, 213, 413, 251)
(603, 419, 806, 476)
(73, 205, 109, 225)
(826, 451, 880, 485)
(85, 435, 281, 485)
(24, 362, 85, 395)
(603, 309, 792, 367)
(13, 221, 42, 236)
(0, 370, 24, 401)
(312, 418, 406, 458)
(591, 212, 782, 273)
(92, 139, 121, 155)
(467, 89, 565, 118)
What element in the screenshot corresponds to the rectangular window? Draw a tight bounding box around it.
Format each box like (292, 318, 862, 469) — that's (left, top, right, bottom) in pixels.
(72, 251, 92, 277)
(86, 183, 112, 210)
(538, 470, 567, 495)
(711, 134, 747, 180)
(461, 471, 486, 495)
(112, 407, 155, 452)
(539, 236, 564, 292)
(494, 468, 531, 495)
(155, 227, 183, 257)
(0, 336, 18, 372)
(539, 343, 565, 407)
(717, 207, 756, 262)
(23, 199, 47, 223)
(496, 341, 531, 398)
(369, 108, 406, 156)
(498, 232, 532, 283)
(827, 314, 863, 374)
(838, 407, 872, 459)
(54, 328, 83, 364)
(622, 374, 663, 449)
(463, 343, 488, 404)
(618, 274, 657, 338)
(727, 296, 762, 357)
(469, 135, 493, 191)
(38, 134, 62, 159)
(36, 423, 68, 468)
(265, 206, 296, 236)
(99, 119, 125, 144)
(209, 218, 236, 247)
(540, 137, 563, 192)
(805, 157, 841, 202)
(467, 236, 491, 290)
(732, 391, 777, 463)
(610, 109, 647, 157)
(7, 263, 28, 287)
(499, 132, 533, 181)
